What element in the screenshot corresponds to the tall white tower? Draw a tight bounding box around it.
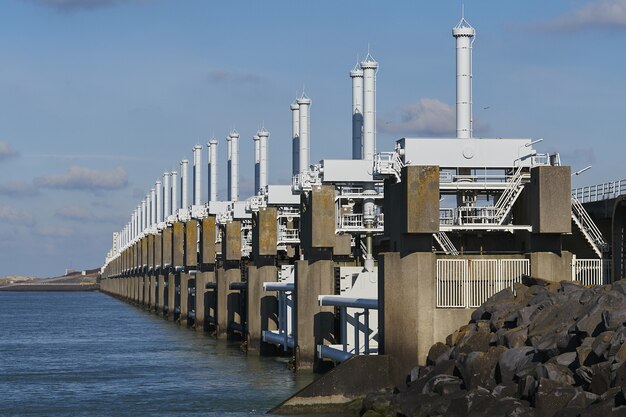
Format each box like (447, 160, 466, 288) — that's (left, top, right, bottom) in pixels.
(453, 16, 475, 139)
(180, 160, 189, 210)
(155, 180, 162, 223)
(228, 131, 240, 201)
(258, 128, 269, 192)
(171, 171, 178, 214)
(253, 134, 260, 194)
(360, 54, 378, 161)
(350, 64, 364, 160)
(290, 101, 300, 176)
(297, 95, 311, 173)
(208, 139, 218, 202)
(163, 172, 171, 219)
(193, 144, 202, 206)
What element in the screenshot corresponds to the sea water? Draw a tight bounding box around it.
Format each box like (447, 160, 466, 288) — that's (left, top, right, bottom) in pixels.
(0, 292, 315, 417)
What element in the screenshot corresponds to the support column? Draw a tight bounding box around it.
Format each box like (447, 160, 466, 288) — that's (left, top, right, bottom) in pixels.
(179, 272, 189, 326)
(157, 274, 165, 314)
(379, 252, 436, 385)
(216, 266, 239, 339)
(247, 264, 278, 354)
(194, 271, 212, 332)
(295, 259, 335, 372)
(168, 274, 176, 320)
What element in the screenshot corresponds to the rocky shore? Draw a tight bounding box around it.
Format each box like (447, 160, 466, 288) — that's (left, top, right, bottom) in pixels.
(361, 278, 626, 417)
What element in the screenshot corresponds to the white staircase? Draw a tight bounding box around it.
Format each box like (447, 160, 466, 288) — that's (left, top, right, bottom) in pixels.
(494, 166, 527, 225)
(433, 231, 459, 255)
(571, 195, 609, 259)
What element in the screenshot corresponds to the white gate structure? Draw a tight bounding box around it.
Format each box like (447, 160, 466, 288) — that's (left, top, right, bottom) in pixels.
(436, 259, 529, 308)
(571, 258, 610, 286)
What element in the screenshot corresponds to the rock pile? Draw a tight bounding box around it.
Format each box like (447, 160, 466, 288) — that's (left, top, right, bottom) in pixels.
(362, 278, 626, 417)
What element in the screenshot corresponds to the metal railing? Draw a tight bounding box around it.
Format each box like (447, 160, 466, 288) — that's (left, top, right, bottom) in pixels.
(572, 258, 610, 286)
(436, 259, 529, 308)
(571, 195, 609, 258)
(278, 228, 300, 243)
(318, 295, 378, 362)
(433, 232, 459, 255)
(374, 151, 403, 182)
(262, 282, 295, 351)
(572, 179, 626, 203)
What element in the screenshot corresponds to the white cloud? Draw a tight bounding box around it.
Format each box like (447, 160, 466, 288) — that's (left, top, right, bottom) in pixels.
(32, 0, 146, 11)
(35, 166, 128, 191)
(0, 204, 35, 226)
(36, 225, 73, 238)
(379, 98, 489, 137)
(0, 181, 39, 197)
(551, 0, 626, 31)
(55, 204, 124, 224)
(0, 141, 18, 161)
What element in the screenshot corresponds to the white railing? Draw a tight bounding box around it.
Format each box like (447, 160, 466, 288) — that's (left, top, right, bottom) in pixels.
(318, 295, 378, 362)
(436, 259, 529, 308)
(263, 281, 295, 351)
(374, 151, 403, 182)
(278, 228, 300, 243)
(572, 179, 626, 203)
(433, 232, 459, 255)
(571, 195, 608, 258)
(572, 258, 610, 286)
(340, 213, 363, 229)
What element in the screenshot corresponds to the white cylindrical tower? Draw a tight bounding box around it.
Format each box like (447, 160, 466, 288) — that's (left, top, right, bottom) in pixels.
(150, 188, 156, 226)
(253, 134, 260, 194)
(140, 198, 145, 231)
(258, 128, 269, 192)
(350, 64, 364, 160)
(163, 172, 171, 219)
(290, 101, 300, 176)
(208, 139, 218, 202)
(227, 135, 232, 200)
(297, 95, 311, 173)
(171, 171, 179, 213)
(180, 160, 189, 209)
(135, 206, 140, 238)
(360, 54, 378, 161)
(193, 144, 202, 206)
(229, 131, 240, 202)
(156, 180, 162, 223)
(453, 17, 475, 139)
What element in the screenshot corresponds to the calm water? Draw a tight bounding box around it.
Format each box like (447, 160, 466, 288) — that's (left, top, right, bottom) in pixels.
(0, 292, 315, 417)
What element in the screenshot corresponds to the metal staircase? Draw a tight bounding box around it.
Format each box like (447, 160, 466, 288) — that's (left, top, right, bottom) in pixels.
(374, 151, 404, 182)
(571, 195, 609, 258)
(433, 231, 459, 255)
(494, 166, 527, 225)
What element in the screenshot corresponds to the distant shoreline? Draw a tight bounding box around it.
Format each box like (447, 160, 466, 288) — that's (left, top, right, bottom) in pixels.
(0, 283, 99, 292)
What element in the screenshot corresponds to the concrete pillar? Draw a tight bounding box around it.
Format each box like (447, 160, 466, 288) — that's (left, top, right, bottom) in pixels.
(143, 275, 149, 307)
(378, 252, 436, 385)
(295, 259, 335, 372)
(194, 271, 212, 332)
(157, 274, 165, 314)
(216, 266, 239, 339)
(529, 251, 574, 282)
(247, 264, 278, 354)
(173, 222, 184, 269)
(179, 273, 189, 326)
(150, 275, 156, 310)
(185, 219, 198, 267)
(168, 274, 176, 320)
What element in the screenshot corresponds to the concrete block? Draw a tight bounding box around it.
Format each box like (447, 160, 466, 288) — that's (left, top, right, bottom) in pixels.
(179, 273, 189, 326)
(253, 207, 278, 258)
(200, 217, 216, 265)
(379, 251, 437, 385)
(333, 234, 352, 256)
(163, 227, 172, 267)
(194, 271, 212, 331)
(155, 232, 162, 269)
(185, 220, 198, 267)
(141, 237, 148, 269)
(295, 259, 335, 371)
(224, 221, 242, 262)
(527, 166, 572, 234)
(167, 274, 176, 320)
(149, 276, 156, 309)
(247, 265, 278, 353)
(157, 274, 165, 312)
(529, 251, 574, 282)
(147, 234, 154, 271)
(216, 267, 240, 338)
(173, 222, 184, 268)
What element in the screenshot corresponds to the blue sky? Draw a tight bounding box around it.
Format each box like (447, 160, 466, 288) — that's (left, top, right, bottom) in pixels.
(0, 0, 625, 277)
